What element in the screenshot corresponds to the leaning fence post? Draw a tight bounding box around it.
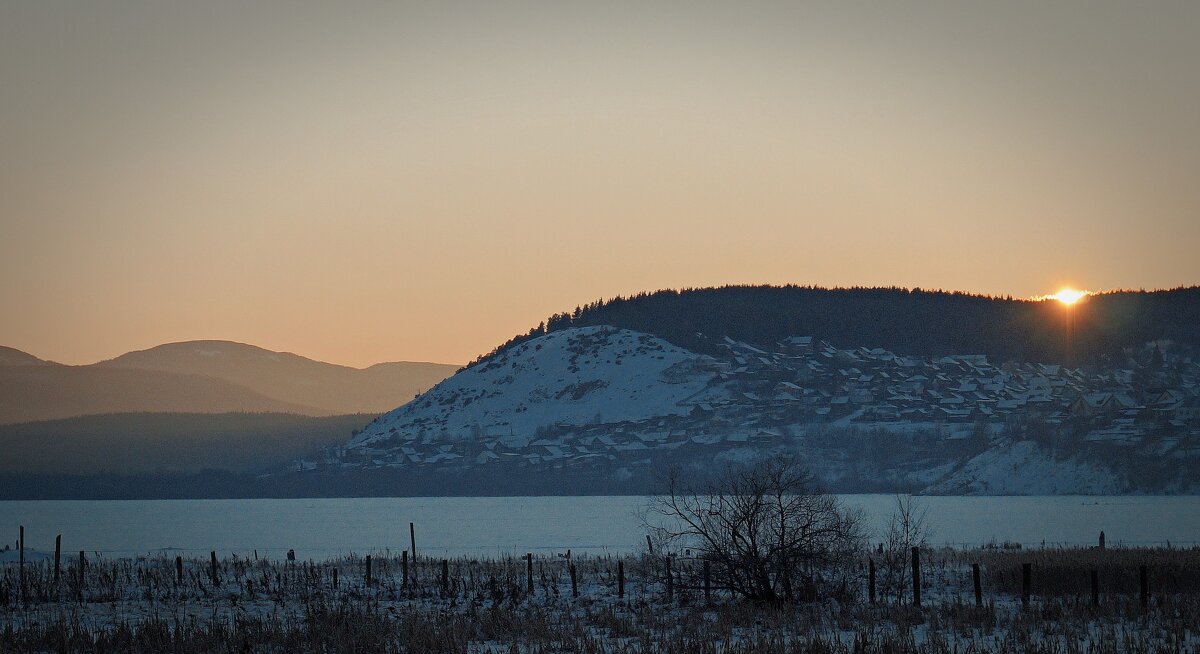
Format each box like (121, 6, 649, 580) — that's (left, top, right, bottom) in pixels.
(868, 558, 876, 604)
(1139, 565, 1148, 608)
(409, 523, 417, 564)
(1021, 563, 1031, 606)
(441, 559, 449, 590)
(210, 551, 220, 587)
(911, 546, 921, 608)
(365, 555, 373, 587)
(176, 556, 183, 585)
(617, 560, 625, 598)
(570, 563, 578, 598)
(526, 553, 534, 594)
(970, 563, 982, 607)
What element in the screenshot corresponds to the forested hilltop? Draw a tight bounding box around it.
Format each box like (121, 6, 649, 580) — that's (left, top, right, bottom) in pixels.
(470, 286, 1200, 368)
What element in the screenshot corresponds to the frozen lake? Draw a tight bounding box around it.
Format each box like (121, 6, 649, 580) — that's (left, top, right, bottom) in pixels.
(2, 495, 1198, 560)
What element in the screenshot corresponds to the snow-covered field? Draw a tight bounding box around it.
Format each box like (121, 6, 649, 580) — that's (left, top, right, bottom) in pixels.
(3, 548, 1198, 652)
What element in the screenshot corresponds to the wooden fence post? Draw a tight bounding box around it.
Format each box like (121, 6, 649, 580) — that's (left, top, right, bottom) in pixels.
(526, 553, 534, 594)
(646, 534, 654, 555)
(176, 556, 183, 585)
(972, 563, 982, 607)
(1139, 565, 1148, 608)
(210, 551, 220, 587)
(868, 558, 876, 605)
(1021, 563, 1031, 606)
(18, 526, 25, 602)
(409, 523, 417, 564)
(401, 550, 409, 588)
(1098, 531, 1105, 550)
(1090, 569, 1099, 606)
(665, 556, 673, 602)
(704, 560, 712, 604)
(441, 559, 449, 590)
(54, 535, 62, 587)
(570, 563, 578, 598)
(365, 555, 373, 587)
(911, 546, 921, 608)
(75, 550, 85, 602)
(617, 560, 625, 598)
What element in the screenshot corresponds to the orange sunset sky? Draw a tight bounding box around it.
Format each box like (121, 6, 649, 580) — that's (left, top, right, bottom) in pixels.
(2, 1, 1198, 367)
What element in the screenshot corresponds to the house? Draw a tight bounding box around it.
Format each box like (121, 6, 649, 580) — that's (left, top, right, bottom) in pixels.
(779, 336, 814, 353)
(849, 389, 874, 404)
(1070, 393, 1110, 417)
(1171, 397, 1200, 422)
(751, 430, 781, 443)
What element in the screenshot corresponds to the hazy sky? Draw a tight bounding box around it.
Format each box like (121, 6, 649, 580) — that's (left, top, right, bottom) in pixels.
(2, 1, 1198, 367)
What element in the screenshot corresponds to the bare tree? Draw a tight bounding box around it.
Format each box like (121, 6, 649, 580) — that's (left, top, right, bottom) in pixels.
(645, 455, 864, 602)
(879, 494, 931, 602)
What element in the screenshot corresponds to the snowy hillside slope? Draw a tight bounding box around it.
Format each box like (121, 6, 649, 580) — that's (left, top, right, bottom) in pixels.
(924, 441, 1124, 495)
(349, 326, 724, 448)
(310, 325, 1200, 495)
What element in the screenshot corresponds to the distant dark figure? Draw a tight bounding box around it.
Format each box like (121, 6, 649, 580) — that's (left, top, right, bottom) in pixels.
(1099, 531, 1105, 550)
(287, 549, 296, 562)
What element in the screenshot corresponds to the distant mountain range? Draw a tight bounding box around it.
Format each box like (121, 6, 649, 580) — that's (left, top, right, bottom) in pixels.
(0, 345, 48, 367)
(0, 341, 458, 424)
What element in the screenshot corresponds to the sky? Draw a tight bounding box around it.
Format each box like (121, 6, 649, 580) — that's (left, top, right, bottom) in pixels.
(2, 1, 1198, 367)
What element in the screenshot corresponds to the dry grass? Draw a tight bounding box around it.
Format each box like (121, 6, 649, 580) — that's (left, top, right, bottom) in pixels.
(2, 546, 1199, 652)
(967, 546, 1200, 597)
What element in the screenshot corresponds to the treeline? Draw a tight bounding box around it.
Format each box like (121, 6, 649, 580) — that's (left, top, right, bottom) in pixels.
(468, 285, 1200, 367)
(0, 412, 375, 476)
(0, 465, 659, 500)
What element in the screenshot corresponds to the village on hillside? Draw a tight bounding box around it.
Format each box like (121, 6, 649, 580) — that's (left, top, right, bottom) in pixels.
(302, 327, 1200, 491)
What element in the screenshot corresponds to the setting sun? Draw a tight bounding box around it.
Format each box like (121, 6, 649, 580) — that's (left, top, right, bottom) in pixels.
(1052, 288, 1088, 305)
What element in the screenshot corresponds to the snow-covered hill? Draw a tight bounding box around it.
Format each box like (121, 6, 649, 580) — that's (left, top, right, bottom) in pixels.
(309, 325, 1200, 495)
(349, 326, 722, 448)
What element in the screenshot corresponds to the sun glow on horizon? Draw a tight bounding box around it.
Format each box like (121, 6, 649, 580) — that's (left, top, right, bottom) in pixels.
(1030, 288, 1090, 305)
(1050, 288, 1088, 305)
